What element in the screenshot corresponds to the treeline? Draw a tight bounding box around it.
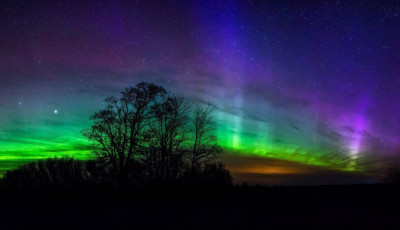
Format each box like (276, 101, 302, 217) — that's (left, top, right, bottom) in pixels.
(1, 157, 231, 188)
(2, 82, 232, 188)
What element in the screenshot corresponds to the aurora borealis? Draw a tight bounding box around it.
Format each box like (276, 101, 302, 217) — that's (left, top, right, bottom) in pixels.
(1, 0, 400, 185)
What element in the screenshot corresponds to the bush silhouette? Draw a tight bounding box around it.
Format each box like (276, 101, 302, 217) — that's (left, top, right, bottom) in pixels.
(384, 166, 400, 183)
(181, 162, 233, 186)
(198, 162, 233, 186)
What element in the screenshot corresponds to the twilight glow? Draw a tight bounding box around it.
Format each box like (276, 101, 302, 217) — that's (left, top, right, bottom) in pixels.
(1, 0, 400, 184)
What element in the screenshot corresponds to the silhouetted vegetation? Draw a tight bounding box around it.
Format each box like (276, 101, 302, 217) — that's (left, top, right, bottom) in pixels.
(2, 82, 232, 189)
(81, 82, 167, 187)
(1, 157, 88, 188)
(384, 166, 400, 183)
(80, 82, 230, 187)
(189, 104, 223, 175)
(182, 162, 232, 186)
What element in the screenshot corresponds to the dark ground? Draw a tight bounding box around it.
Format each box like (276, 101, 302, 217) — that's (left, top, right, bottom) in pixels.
(0, 184, 399, 229)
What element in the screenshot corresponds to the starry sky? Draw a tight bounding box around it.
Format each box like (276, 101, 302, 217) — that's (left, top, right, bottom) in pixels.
(1, 0, 400, 185)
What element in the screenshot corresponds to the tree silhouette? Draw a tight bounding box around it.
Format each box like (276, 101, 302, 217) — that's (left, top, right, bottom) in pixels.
(189, 104, 222, 176)
(82, 82, 166, 186)
(144, 95, 191, 183)
(78, 82, 231, 187)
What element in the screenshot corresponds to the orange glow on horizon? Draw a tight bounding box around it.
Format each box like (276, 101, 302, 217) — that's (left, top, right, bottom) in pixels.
(232, 166, 311, 175)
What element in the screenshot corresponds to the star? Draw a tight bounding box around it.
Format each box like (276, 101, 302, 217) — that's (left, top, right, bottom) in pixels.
(54, 109, 58, 114)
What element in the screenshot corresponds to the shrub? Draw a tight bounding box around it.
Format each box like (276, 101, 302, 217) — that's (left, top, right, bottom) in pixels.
(384, 166, 400, 183)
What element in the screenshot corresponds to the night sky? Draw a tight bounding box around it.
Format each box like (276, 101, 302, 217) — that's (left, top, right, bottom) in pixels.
(1, 0, 400, 185)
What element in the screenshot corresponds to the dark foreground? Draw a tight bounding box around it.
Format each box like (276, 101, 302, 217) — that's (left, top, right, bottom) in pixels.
(0, 184, 399, 230)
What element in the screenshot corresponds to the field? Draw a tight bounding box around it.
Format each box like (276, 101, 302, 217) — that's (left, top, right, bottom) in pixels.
(0, 184, 399, 229)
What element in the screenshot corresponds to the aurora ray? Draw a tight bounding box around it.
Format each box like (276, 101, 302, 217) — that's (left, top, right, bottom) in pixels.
(1, 0, 400, 184)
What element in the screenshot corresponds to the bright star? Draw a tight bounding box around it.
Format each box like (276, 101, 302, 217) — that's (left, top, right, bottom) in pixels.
(54, 109, 58, 114)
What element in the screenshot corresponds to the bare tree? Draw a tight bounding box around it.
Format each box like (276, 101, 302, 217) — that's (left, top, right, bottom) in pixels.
(82, 82, 229, 186)
(144, 95, 191, 183)
(189, 104, 222, 175)
(82, 82, 166, 186)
